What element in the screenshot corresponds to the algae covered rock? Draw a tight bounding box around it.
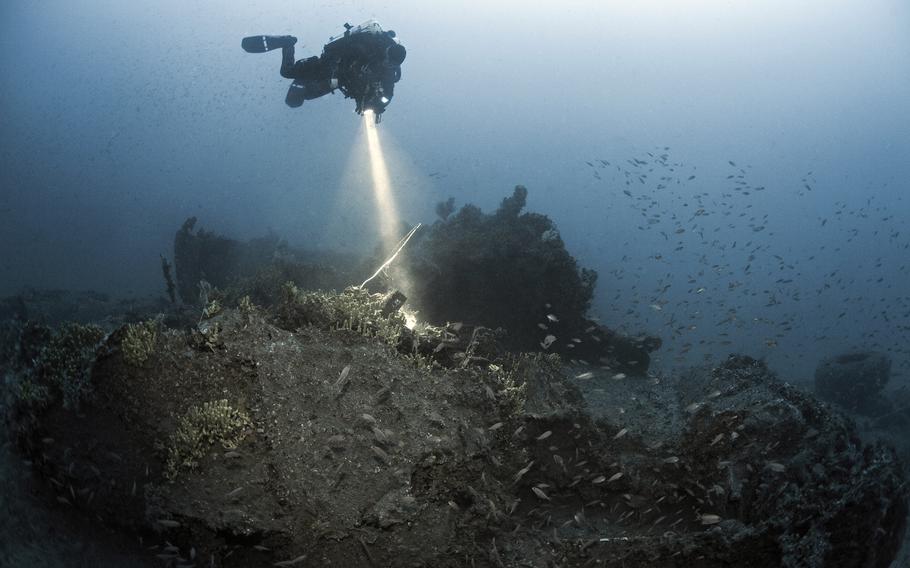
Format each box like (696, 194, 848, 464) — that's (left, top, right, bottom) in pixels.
(7, 322, 105, 412)
(399, 186, 597, 355)
(389, 186, 660, 374)
(5, 298, 905, 567)
(567, 354, 907, 567)
(6, 302, 578, 565)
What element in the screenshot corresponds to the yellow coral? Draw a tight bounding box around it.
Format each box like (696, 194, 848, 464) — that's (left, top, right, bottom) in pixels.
(122, 320, 158, 367)
(164, 399, 251, 481)
(238, 295, 255, 314)
(201, 299, 222, 320)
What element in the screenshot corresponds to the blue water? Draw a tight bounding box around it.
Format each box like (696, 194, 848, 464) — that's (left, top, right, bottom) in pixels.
(2, 3, 910, 565)
(1, 0, 909, 405)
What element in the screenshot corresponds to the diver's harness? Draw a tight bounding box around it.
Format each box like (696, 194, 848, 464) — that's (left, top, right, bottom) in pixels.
(325, 20, 396, 122)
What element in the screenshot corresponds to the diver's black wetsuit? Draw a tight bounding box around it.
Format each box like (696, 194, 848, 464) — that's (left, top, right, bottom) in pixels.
(279, 28, 403, 115)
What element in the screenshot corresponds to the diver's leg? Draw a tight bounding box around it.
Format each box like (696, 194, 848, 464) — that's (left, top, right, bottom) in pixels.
(284, 57, 334, 107)
(285, 76, 335, 107)
(285, 80, 307, 107)
(280, 45, 297, 78)
(283, 55, 324, 80)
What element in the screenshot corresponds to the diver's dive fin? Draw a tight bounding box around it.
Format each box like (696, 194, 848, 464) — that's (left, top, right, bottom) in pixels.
(242, 35, 297, 53)
(285, 78, 334, 107)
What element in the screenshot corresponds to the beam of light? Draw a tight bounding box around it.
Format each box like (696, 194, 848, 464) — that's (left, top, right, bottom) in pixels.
(363, 110, 400, 255)
(361, 110, 419, 304)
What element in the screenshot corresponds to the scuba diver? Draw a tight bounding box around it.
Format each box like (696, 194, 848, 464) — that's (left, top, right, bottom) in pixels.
(242, 20, 406, 122)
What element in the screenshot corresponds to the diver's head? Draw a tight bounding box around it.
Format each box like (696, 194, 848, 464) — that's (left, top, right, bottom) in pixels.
(386, 43, 406, 66)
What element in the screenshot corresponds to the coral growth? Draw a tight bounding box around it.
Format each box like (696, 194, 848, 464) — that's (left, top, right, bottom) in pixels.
(121, 320, 158, 367)
(237, 295, 255, 314)
(164, 399, 251, 480)
(32, 322, 104, 409)
(278, 284, 406, 345)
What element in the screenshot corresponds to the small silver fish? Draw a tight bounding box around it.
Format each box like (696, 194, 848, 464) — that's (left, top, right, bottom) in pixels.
(532, 486, 550, 500)
(334, 365, 351, 389)
(372, 426, 390, 445)
(553, 454, 565, 470)
(514, 461, 534, 483)
(274, 553, 309, 566)
(371, 446, 389, 463)
(766, 462, 786, 473)
(700, 514, 722, 525)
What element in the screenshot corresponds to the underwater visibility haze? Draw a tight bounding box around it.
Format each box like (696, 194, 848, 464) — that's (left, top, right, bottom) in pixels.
(2, 1, 910, 566)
